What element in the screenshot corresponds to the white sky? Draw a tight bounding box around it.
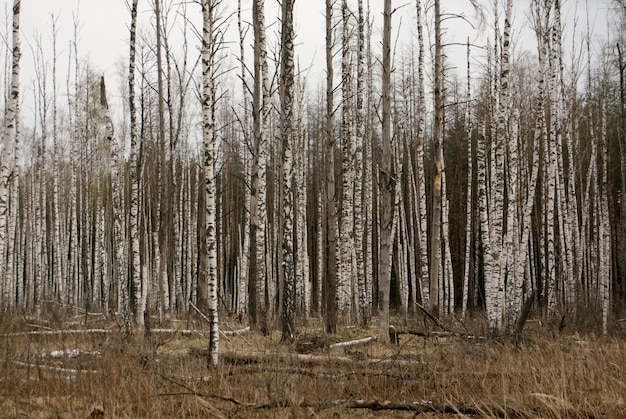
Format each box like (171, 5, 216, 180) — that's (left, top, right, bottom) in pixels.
(6, 0, 614, 127)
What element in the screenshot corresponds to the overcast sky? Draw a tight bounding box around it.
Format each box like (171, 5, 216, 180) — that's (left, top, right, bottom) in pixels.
(7, 0, 614, 125)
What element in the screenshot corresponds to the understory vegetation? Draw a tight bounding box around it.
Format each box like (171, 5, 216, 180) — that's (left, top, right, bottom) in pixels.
(1, 311, 624, 418)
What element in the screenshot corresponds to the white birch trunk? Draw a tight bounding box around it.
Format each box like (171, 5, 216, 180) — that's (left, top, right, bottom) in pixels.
(295, 75, 309, 318)
(339, 0, 355, 320)
(128, 0, 142, 324)
(280, 0, 296, 342)
(354, 0, 367, 326)
(249, 0, 270, 329)
(0, 0, 21, 309)
(415, 0, 429, 309)
(202, 0, 219, 367)
(431, 0, 444, 316)
(461, 37, 472, 320)
(545, 1, 558, 322)
(50, 16, 63, 314)
(504, 111, 521, 329)
(101, 77, 131, 335)
(599, 98, 610, 335)
(237, 0, 250, 316)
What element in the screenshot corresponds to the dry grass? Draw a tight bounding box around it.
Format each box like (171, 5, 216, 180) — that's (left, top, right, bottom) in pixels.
(0, 312, 624, 418)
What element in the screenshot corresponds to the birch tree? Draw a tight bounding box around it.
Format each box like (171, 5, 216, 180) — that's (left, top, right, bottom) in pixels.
(355, 0, 368, 325)
(430, 0, 444, 316)
(128, 0, 143, 325)
(339, 0, 355, 319)
(0, 0, 21, 308)
(379, 0, 394, 343)
(325, 0, 339, 334)
(101, 76, 131, 336)
(249, 0, 270, 332)
(279, 0, 296, 342)
(201, 0, 219, 367)
(415, 0, 429, 310)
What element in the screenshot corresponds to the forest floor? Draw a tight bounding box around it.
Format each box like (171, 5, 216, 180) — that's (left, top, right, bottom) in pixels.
(0, 309, 625, 418)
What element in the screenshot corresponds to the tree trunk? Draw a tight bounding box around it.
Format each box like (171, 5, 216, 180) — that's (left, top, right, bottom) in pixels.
(202, 0, 219, 367)
(325, 0, 339, 335)
(128, 0, 142, 325)
(378, 0, 393, 343)
(430, 0, 444, 316)
(101, 76, 131, 336)
(0, 0, 21, 310)
(355, 0, 368, 326)
(415, 0, 429, 309)
(279, 0, 296, 343)
(339, 0, 356, 321)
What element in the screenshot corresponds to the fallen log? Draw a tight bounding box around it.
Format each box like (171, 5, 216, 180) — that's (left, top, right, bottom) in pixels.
(13, 360, 99, 375)
(301, 399, 531, 417)
(39, 349, 102, 359)
(328, 336, 375, 349)
(1, 329, 113, 338)
(190, 348, 424, 368)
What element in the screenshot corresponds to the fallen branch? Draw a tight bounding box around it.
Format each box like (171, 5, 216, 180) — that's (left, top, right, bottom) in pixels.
(13, 360, 99, 375)
(151, 328, 205, 337)
(394, 329, 472, 339)
(188, 301, 211, 325)
(328, 336, 375, 349)
(222, 326, 251, 336)
(191, 349, 424, 368)
(415, 303, 448, 331)
(514, 290, 537, 336)
(301, 399, 529, 417)
(191, 349, 356, 367)
(1, 329, 112, 338)
(39, 349, 102, 359)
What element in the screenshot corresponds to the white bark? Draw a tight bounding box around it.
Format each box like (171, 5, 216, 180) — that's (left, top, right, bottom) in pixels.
(101, 77, 131, 336)
(238, 0, 250, 317)
(355, 0, 367, 325)
(339, 0, 356, 320)
(415, 0, 429, 309)
(295, 72, 309, 318)
(249, 0, 269, 329)
(599, 97, 610, 335)
(545, 0, 558, 323)
(202, 0, 219, 367)
(431, 0, 444, 316)
(280, 0, 296, 342)
(0, 0, 21, 309)
(461, 37, 472, 321)
(51, 15, 63, 314)
(128, 0, 142, 324)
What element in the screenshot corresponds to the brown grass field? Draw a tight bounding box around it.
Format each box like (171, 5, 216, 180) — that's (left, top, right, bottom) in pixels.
(0, 310, 625, 418)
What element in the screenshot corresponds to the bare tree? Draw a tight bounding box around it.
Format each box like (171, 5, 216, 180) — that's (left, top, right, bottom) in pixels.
(201, 0, 219, 367)
(0, 0, 21, 308)
(249, 0, 270, 333)
(279, 0, 296, 342)
(101, 76, 131, 336)
(128, 0, 142, 325)
(325, 0, 339, 334)
(378, 0, 393, 343)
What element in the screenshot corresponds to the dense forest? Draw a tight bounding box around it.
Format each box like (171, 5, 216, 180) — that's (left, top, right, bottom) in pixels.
(1, 0, 625, 365)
